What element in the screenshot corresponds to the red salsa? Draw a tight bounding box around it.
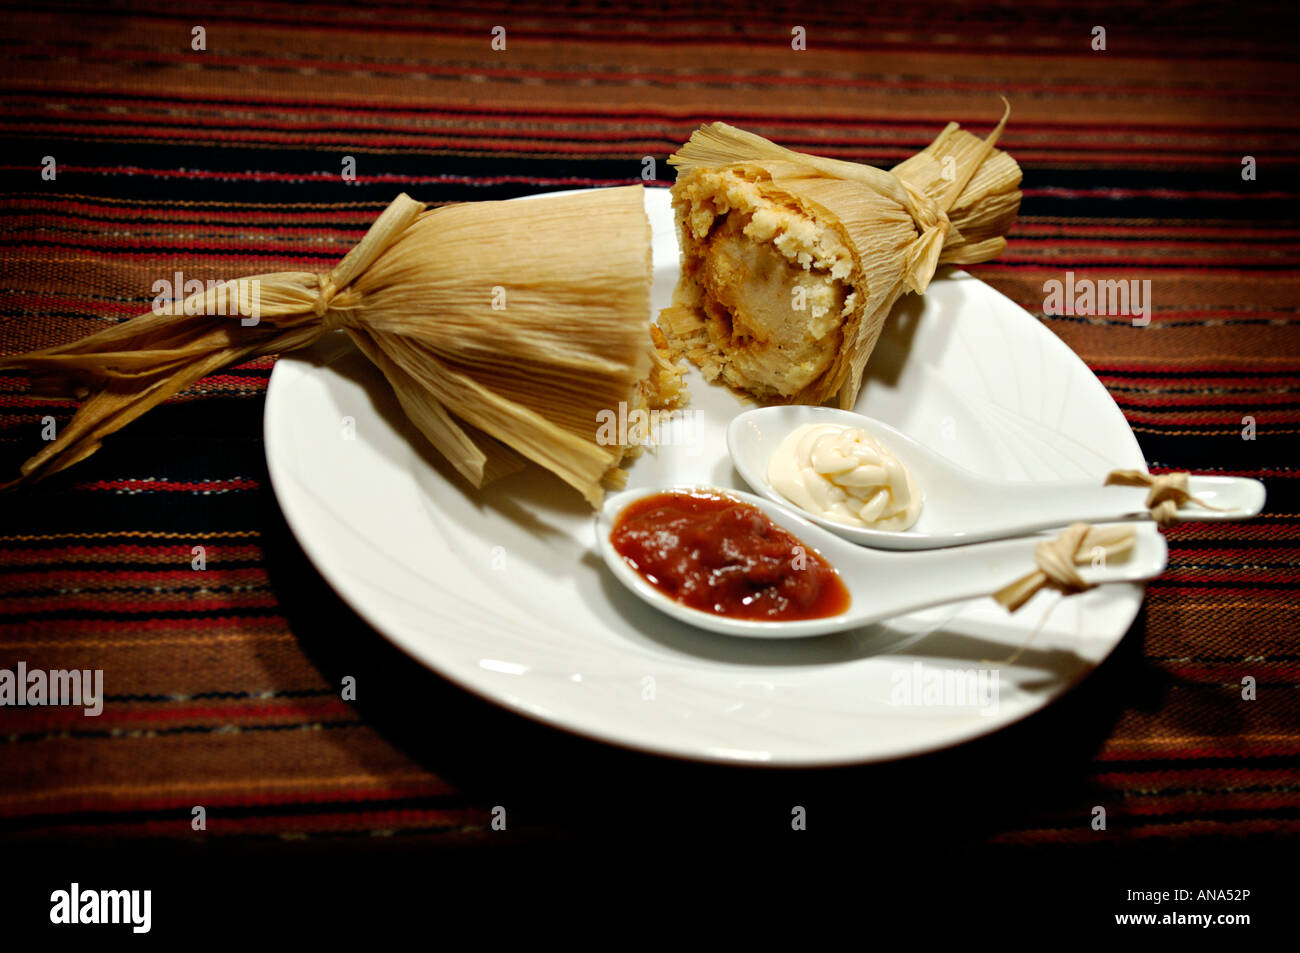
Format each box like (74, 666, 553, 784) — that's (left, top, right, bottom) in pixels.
(610, 491, 850, 621)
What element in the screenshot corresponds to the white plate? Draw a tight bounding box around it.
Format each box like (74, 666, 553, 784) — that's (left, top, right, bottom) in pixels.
(264, 187, 1153, 767)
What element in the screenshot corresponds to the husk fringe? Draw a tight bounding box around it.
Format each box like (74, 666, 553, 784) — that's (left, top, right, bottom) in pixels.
(0, 186, 676, 506)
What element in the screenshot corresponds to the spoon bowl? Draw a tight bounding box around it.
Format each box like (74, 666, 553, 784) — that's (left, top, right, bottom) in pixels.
(727, 406, 1266, 550)
(596, 484, 1168, 638)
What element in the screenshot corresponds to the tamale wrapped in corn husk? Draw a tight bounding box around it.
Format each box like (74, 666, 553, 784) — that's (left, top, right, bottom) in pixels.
(0, 186, 685, 506)
(659, 106, 1021, 408)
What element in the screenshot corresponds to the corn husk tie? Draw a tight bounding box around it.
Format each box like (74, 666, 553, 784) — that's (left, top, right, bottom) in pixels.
(0, 187, 666, 505)
(1104, 469, 1225, 528)
(993, 522, 1137, 612)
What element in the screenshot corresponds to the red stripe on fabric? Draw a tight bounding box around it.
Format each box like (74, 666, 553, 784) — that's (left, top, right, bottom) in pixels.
(1087, 362, 1300, 371)
(12, 85, 1298, 135)
(0, 221, 366, 244)
(1120, 410, 1300, 422)
(994, 821, 1300, 843)
(7, 2, 1273, 62)
(9, 701, 357, 728)
(1159, 531, 1300, 543)
(1113, 394, 1300, 406)
(73, 478, 261, 492)
(3, 809, 488, 838)
(0, 783, 458, 818)
(1146, 585, 1297, 597)
(16, 45, 1298, 96)
(1013, 223, 1300, 238)
(0, 568, 266, 587)
(980, 265, 1300, 278)
(13, 236, 360, 256)
(10, 118, 1294, 164)
(1093, 768, 1299, 786)
(1022, 186, 1294, 200)
(1005, 254, 1299, 266)
(1, 199, 389, 222)
(7, 596, 280, 613)
(16, 103, 1291, 149)
(1098, 374, 1300, 386)
(1006, 238, 1300, 250)
(1164, 547, 1300, 559)
(1122, 796, 1300, 816)
(0, 617, 286, 634)
(0, 390, 265, 411)
(0, 166, 650, 188)
(0, 544, 261, 561)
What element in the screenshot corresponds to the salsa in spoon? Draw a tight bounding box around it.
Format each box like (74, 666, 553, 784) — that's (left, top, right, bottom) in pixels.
(596, 484, 1167, 639)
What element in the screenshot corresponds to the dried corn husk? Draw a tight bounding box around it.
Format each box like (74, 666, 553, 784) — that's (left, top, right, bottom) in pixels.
(662, 104, 1021, 408)
(0, 186, 682, 506)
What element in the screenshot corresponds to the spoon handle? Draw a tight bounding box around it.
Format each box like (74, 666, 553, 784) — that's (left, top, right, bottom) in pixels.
(970, 474, 1266, 538)
(854, 528, 1169, 623)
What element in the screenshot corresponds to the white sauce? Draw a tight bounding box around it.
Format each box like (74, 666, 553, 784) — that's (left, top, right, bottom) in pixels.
(767, 423, 922, 531)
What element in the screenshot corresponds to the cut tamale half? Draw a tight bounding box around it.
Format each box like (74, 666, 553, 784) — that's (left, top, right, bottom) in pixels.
(660, 108, 1022, 408)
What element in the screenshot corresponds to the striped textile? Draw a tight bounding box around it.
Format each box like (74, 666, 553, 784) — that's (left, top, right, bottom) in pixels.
(0, 0, 1297, 853)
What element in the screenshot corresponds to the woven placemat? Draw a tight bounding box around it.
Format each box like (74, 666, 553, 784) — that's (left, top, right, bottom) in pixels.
(0, 1, 1296, 850)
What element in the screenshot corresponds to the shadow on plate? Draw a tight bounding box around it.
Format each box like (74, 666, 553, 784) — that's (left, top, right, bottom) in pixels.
(580, 542, 1091, 681)
(287, 333, 592, 542)
(859, 286, 927, 390)
(259, 473, 1162, 848)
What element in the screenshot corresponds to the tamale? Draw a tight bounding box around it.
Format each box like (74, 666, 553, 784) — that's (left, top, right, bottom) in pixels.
(659, 107, 1022, 408)
(0, 186, 684, 506)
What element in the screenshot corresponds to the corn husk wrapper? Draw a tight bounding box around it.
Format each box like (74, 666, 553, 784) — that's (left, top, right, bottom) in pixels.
(0, 186, 682, 505)
(661, 105, 1022, 408)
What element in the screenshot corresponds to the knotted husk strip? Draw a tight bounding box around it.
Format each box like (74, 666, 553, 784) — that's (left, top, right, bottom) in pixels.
(0, 186, 674, 506)
(1103, 468, 1226, 527)
(992, 523, 1137, 612)
(664, 104, 1022, 408)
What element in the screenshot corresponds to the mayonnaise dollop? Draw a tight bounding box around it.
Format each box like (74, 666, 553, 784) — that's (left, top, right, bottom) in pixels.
(767, 423, 922, 531)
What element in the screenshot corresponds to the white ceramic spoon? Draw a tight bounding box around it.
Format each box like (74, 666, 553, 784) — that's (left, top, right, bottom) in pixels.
(727, 406, 1266, 551)
(596, 484, 1168, 639)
